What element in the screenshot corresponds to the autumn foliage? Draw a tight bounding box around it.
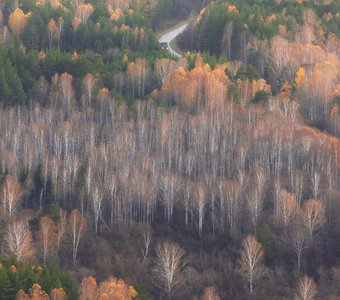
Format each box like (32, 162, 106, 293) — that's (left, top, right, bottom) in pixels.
(8, 8, 30, 36)
(79, 276, 138, 300)
(1, 0, 340, 299)
(161, 55, 271, 110)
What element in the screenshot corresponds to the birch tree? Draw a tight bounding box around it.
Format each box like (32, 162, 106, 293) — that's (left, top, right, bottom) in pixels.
(153, 241, 186, 300)
(301, 199, 325, 241)
(160, 172, 180, 224)
(238, 235, 265, 294)
(194, 181, 207, 238)
(292, 227, 307, 273)
(39, 216, 57, 265)
(90, 184, 104, 234)
(69, 209, 86, 265)
(1, 175, 21, 217)
(5, 220, 35, 262)
(277, 190, 298, 228)
(295, 276, 318, 300)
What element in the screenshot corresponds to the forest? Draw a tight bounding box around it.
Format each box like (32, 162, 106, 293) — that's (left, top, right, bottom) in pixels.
(1, 0, 340, 299)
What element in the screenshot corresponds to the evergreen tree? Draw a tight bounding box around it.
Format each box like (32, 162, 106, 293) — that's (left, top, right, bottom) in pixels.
(0, 267, 16, 300)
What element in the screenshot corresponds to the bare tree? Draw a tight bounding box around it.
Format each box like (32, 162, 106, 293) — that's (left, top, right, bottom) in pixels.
(225, 180, 241, 235)
(160, 172, 180, 224)
(75, 3, 94, 24)
(221, 21, 233, 60)
(301, 199, 325, 240)
(238, 235, 265, 294)
(194, 182, 208, 238)
(310, 171, 321, 200)
(106, 172, 118, 226)
(82, 73, 98, 107)
(290, 170, 304, 207)
(60, 73, 74, 110)
(79, 276, 99, 300)
(90, 183, 104, 234)
(69, 209, 86, 265)
(182, 179, 193, 229)
(247, 187, 263, 235)
(140, 225, 152, 264)
(201, 286, 220, 300)
(1, 175, 21, 217)
(17, 283, 49, 300)
(153, 241, 186, 299)
(247, 165, 267, 234)
(292, 227, 307, 273)
(218, 179, 241, 235)
(5, 220, 35, 262)
(50, 288, 67, 300)
(155, 58, 176, 85)
(269, 36, 295, 92)
(126, 58, 150, 98)
(56, 209, 67, 254)
(277, 190, 298, 228)
(47, 18, 59, 48)
(39, 215, 57, 265)
(295, 275, 318, 300)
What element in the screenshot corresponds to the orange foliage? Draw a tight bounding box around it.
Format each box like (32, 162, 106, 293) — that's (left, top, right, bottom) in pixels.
(270, 35, 340, 106)
(38, 51, 46, 61)
(162, 55, 231, 110)
(162, 53, 272, 110)
(50, 288, 67, 300)
(16, 290, 30, 300)
(227, 5, 239, 14)
(301, 60, 339, 100)
(99, 87, 109, 95)
(79, 276, 138, 300)
(265, 14, 277, 26)
(295, 67, 305, 87)
(48, 19, 58, 36)
(70, 51, 78, 61)
(279, 81, 292, 98)
(197, 7, 207, 22)
(79, 276, 99, 300)
(75, 3, 94, 24)
(8, 8, 30, 36)
(47, 18, 61, 47)
(99, 277, 138, 299)
(16, 284, 49, 300)
(109, 8, 124, 21)
(72, 16, 81, 31)
(278, 24, 287, 36)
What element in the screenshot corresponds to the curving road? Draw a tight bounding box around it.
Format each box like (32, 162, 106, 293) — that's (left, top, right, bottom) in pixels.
(159, 22, 189, 58)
